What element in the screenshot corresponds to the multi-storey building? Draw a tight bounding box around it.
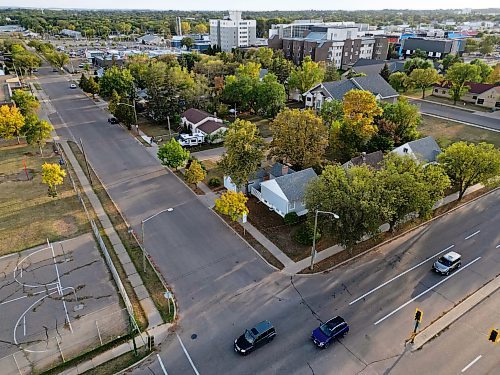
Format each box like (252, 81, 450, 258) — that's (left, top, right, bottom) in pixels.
(400, 37, 465, 59)
(209, 11, 257, 52)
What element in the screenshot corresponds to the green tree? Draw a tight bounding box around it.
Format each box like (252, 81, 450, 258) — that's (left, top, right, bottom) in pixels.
(411, 49, 428, 59)
(320, 99, 343, 126)
(86, 76, 99, 99)
(325, 63, 341, 82)
(0, 105, 25, 144)
(270, 108, 328, 169)
(404, 58, 432, 74)
(215, 191, 249, 222)
(79, 73, 89, 91)
(304, 164, 386, 252)
(438, 142, 500, 200)
(222, 74, 257, 112)
(379, 153, 450, 231)
(21, 114, 54, 156)
(380, 97, 420, 144)
(487, 63, 500, 84)
(236, 61, 261, 80)
(269, 54, 293, 84)
(380, 63, 391, 81)
(288, 56, 325, 96)
(218, 119, 265, 190)
(12, 90, 40, 116)
(470, 59, 493, 83)
(99, 65, 135, 98)
(445, 63, 481, 104)
(181, 37, 194, 49)
(479, 35, 496, 55)
(157, 138, 190, 170)
(408, 68, 441, 98)
(440, 54, 462, 71)
(48, 51, 69, 70)
(254, 73, 286, 117)
(464, 38, 479, 53)
(41, 162, 66, 197)
(185, 159, 206, 185)
(254, 47, 274, 69)
(389, 72, 409, 92)
(193, 23, 208, 34)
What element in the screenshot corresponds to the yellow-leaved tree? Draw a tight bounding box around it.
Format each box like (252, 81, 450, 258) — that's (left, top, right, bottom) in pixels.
(342, 89, 383, 139)
(0, 105, 25, 144)
(185, 159, 207, 185)
(215, 191, 249, 222)
(41, 163, 66, 197)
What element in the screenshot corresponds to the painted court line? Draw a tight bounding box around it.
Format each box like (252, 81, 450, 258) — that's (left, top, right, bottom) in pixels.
(176, 333, 200, 375)
(461, 355, 482, 373)
(157, 354, 168, 375)
(350, 245, 455, 305)
(374, 257, 481, 325)
(464, 230, 480, 240)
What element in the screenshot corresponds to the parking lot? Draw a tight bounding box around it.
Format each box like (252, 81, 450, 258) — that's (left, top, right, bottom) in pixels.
(0, 233, 128, 374)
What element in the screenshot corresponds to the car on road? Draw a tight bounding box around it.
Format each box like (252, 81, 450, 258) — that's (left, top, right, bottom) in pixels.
(70, 83, 77, 89)
(234, 320, 276, 355)
(311, 316, 349, 348)
(52, 68, 59, 72)
(433, 251, 461, 275)
(108, 117, 119, 124)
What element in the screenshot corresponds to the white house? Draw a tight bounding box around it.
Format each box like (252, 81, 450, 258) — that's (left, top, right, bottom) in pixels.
(224, 162, 294, 194)
(392, 136, 442, 164)
(181, 108, 227, 144)
(432, 81, 500, 110)
(251, 168, 317, 217)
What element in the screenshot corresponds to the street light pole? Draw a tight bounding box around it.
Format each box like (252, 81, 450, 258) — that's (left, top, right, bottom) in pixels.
(310, 210, 339, 271)
(141, 208, 173, 273)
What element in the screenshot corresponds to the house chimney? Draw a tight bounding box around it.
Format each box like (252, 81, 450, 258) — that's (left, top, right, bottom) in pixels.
(282, 164, 289, 175)
(361, 152, 366, 162)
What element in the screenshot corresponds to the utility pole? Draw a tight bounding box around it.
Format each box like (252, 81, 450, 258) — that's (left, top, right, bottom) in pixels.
(310, 210, 339, 271)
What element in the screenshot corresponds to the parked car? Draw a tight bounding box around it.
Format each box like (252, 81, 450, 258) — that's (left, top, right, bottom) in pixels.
(108, 117, 119, 124)
(433, 251, 461, 275)
(311, 316, 349, 348)
(176, 133, 204, 147)
(234, 320, 276, 355)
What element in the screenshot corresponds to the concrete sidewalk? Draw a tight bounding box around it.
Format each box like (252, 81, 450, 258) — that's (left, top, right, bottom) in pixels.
(60, 141, 163, 329)
(412, 275, 500, 351)
(59, 323, 171, 375)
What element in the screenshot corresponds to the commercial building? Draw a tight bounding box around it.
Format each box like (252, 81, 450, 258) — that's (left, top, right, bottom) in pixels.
(400, 37, 466, 59)
(209, 11, 256, 52)
(60, 29, 82, 39)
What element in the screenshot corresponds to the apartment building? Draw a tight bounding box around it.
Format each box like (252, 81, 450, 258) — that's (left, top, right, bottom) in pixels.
(209, 11, 257, 52)
(400, 37, 465, 59)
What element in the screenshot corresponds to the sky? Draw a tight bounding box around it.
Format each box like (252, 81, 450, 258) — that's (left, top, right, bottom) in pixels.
(3, 0, 498, 11)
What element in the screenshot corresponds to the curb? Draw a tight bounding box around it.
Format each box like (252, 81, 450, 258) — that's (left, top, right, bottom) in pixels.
(296, 186, 499, 276)
(411, 274, 500, 351)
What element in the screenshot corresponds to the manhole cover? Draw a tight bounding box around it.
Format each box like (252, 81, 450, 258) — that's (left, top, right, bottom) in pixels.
(73, 304, 84, 312)
(191, 333, 197, 340)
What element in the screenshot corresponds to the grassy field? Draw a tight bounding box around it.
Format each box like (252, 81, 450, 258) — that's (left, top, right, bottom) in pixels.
(419, 115, 500, 148)
(0, 143, 89, 255)
(202, 159, 224, 190)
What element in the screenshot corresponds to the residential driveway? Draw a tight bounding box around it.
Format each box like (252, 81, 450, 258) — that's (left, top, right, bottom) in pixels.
(408, 98, 500, 131)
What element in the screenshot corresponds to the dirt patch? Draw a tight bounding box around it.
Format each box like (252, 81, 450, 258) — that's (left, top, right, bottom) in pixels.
(0, 168, 35, 183)
(246, 197, 337, 262)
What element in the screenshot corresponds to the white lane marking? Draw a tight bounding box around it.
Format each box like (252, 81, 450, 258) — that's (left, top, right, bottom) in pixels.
(496, 244, 500, 249)
(374, 257, 481, 325)
(461, 355, 482, 373)
(464, 230, 480, 240)
(157, 354, 168, 375)
(350, 245, 455, 305)
(176, 333, 200, 375)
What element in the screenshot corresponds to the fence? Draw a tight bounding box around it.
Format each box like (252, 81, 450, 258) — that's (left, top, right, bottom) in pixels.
(0, 306, 130, 375)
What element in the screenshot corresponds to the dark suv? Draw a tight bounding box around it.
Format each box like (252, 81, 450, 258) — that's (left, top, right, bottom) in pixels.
(311, 316, 349, 348)
(234, 320, 276, 355)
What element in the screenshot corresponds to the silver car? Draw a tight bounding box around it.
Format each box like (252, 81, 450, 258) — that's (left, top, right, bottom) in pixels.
(433, 251, 461, 275)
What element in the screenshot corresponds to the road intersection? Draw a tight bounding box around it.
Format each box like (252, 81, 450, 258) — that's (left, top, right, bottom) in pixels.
(35, 65, 500, 374)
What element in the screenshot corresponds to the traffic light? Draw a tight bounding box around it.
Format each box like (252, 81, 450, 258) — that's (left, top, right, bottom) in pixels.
(488, 329, 498, 343)
(414, 309, 423, 323)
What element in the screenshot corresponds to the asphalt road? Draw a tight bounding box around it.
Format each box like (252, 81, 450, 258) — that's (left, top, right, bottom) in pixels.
(35, 65, 500, 374)
(408, 99, 500, 131)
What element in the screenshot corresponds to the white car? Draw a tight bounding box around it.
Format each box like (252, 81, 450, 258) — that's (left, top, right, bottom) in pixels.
(70, 83, 77, 89)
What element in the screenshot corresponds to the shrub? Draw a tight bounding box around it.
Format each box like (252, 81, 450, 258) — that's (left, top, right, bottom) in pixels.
(208, 177, 221, 188)
(293, 224, 320, 246)
(284, 212, 299, 225)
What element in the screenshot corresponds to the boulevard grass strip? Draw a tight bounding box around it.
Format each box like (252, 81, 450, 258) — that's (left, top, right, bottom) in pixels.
(67, 141, 173, 323)
(299, 186, 494, 274)
(0, 143, 89, 255)
(61, 144, 148, 330)
(217, 212, 285, 270)
(419, 115, 500, 148)
(81, 350, 151, 375)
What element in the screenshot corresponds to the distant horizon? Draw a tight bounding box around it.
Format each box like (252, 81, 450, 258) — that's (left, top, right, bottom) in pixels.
(1, 1, 498, 12)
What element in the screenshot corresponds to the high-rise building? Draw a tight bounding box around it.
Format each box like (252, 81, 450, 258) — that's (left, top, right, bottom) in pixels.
(209, 11, 257, 52)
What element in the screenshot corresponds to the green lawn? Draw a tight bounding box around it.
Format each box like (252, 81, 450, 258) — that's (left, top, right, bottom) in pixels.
(237, 114, 273, 138)
(419, 115, 500, 149)
(0, 143, 89, 255)
(202, 159, 224, 190)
